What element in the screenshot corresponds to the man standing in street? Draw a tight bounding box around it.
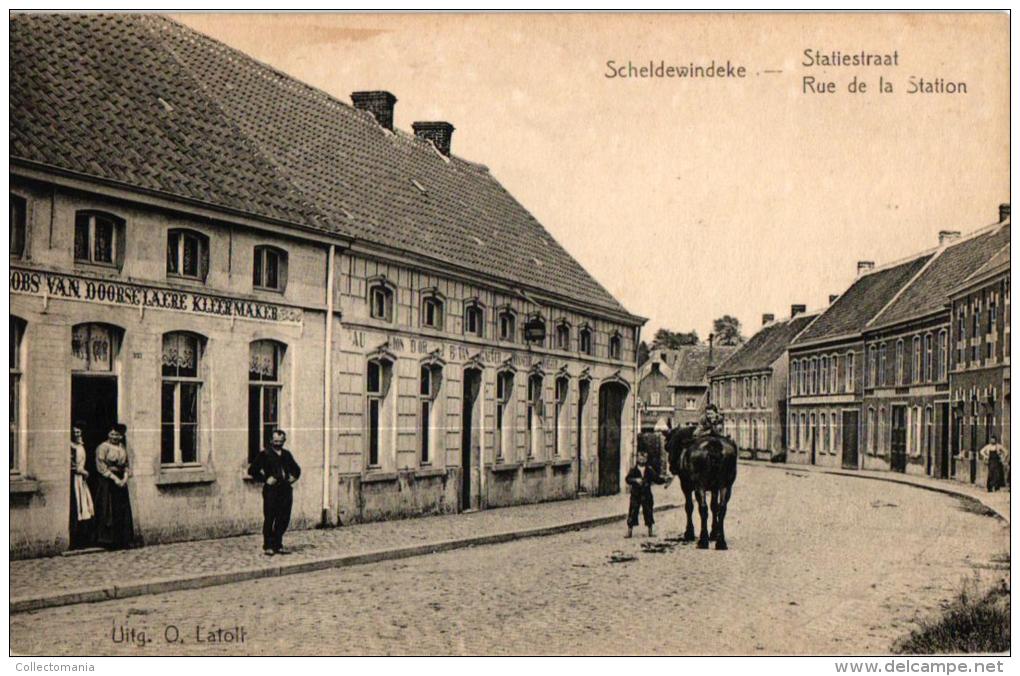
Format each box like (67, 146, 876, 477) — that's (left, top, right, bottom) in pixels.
(248, 429, 301, 555)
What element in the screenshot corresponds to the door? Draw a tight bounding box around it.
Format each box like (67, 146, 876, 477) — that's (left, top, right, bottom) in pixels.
(890, 405, 907, 472)
(597, 383, 626, 496)
(460, 369, 482, 511)
(954, 415, 964, 479)
(70, 375, 118, 544)
(809, 413, 817, 465)
(938, 403, 950, 479)
(841, 410, 859, 469)
(969, 418, 978, 483)
(576, 379, 590, 493)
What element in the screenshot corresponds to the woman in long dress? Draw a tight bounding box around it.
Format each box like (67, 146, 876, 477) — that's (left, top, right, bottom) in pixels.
(69, 423, 95, 549)
(979, 434, 1008, 492)
(94, 422, 135, 549)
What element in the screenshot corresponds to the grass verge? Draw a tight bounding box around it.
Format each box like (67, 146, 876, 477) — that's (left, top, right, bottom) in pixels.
(894, 574, 1010, 654)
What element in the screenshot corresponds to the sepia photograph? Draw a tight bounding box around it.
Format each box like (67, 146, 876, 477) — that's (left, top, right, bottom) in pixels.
(6, 9, 1011, 661)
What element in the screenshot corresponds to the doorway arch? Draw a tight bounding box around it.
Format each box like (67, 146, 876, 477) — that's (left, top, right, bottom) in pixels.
(597, 380, 629, 496)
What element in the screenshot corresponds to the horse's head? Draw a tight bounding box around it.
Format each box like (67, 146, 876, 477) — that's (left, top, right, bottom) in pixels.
(664, 425, 696, 476)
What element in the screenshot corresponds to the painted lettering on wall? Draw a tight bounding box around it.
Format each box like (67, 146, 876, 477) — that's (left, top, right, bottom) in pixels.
(10, 268, 303, 325)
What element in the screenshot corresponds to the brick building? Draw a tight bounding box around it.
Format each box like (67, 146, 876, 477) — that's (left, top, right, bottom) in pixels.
(948, 233, 1010, 486)
(710, 308, 818, 459)
(860, 221, 1009, 478)
(9, 15, 644, 557)
(636, 348, 679, 431)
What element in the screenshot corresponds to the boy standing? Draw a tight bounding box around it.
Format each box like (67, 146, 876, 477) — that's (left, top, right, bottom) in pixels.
(626, 449, 670, 538)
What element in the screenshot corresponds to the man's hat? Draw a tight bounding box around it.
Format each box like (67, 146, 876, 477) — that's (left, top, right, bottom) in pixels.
(705, 404, 719, 413)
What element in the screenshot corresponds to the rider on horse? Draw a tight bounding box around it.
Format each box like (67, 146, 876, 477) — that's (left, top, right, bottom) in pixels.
(694, 403, 724, 438)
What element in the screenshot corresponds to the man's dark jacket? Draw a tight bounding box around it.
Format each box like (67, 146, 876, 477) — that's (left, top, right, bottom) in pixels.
(248, 448, 302, 486)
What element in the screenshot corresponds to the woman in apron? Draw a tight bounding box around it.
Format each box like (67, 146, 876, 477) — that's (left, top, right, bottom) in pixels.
(94, 422, 135, 549)
(69, 422, 95, 549)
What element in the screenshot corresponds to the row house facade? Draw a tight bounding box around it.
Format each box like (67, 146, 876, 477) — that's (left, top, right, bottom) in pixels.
(948, 239, 1010, 486)
(9, 15, 644, 558)
(709, 308, 818, 459)
(860, 222, 1010, 479)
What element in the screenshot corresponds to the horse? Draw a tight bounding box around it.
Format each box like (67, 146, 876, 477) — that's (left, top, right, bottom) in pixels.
(663, 425, 738, 550)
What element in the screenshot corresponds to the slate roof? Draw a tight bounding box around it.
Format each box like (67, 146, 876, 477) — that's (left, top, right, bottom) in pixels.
(792, 254, 933, 345)
(871, 222, 1011, 328)
(10, 14, 636, 320)
(669, 345, 738, 386)
(712, 312, 818, 377)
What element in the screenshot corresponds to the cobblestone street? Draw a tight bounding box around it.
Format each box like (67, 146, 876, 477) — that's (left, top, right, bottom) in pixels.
(10, 465, 1009, 655)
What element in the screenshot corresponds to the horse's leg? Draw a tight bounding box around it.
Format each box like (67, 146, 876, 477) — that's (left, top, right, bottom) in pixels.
(682, 480, 696, 541)
(695, 488, 710, 549)
(709, 490, 719, 541)
(715, 486, 731, 550)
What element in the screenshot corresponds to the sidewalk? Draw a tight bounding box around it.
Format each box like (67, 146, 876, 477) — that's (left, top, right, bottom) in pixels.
(745, 459, 1011, 523)
(10, 493, 679, 614)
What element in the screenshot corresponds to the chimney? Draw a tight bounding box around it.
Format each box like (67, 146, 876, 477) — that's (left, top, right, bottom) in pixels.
(939, 230, 961, 246)
(762, 313, 775, 326)
(857, 260, 875, 276)
(829, 294, 839, 304)
(351, 91, 397, 131)
(791, 304, 806, 317)
(412, 121, 455, 156)
(999, 203, 1010, 222)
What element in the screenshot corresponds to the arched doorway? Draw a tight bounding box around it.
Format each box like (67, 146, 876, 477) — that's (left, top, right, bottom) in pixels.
(461, 367, 482, 511)
(597, 381, 628, 496)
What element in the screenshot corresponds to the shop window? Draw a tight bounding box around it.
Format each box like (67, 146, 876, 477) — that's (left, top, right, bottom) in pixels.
(166, 229, 210, 282)
(556, 322, 570, 350)
(421, 292, 445, 330)
(10, 317, 25, 473)
(366, 357, 394, 468)
(464, 301, 485, 338)
(495, 370, 514, 460)
(248, 340, 285, 464)
(579, 326, 593, 356)
(419, 363, 442, 465)
(161, 332, 204, 466)
(554, 377, 569, 456)
(253, 245, 288, 292)
(608, 333, 622, 360)
(71, 323, 118, 372)
(368, 282, 394, 323)
(74, 211, 124, 268)
(10, 194, 26, 258)
(527, 373, 544, 458)
(499, 309, 517, 343)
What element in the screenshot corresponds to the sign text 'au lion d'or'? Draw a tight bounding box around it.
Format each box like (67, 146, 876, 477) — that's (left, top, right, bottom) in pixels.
(9, 268, 303, 325)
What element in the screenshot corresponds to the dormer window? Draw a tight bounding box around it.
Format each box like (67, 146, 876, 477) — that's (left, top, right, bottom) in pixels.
(464, 301, 485, 338)
(74, 210, 124, 267)
(368, 280, 395, 322)
(166, 229, 210, 281)
(579, 326, 593, 356)
(609, 333, 622, 360)
(555, 322, 571, 350)
(253, 245, 288, 292)
(421, 291, 445, 330)
(499, 308, 517, 342)
(10, 194, 26, 258)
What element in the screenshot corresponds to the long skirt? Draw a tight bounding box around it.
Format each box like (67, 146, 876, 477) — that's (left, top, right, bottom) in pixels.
(987, 452, 1006, 491)
(95, 475, 134, 549)
(69, 472, 95, 549)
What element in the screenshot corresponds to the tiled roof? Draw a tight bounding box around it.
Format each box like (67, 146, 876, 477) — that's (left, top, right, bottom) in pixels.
(955, 241, 1010, 293)
(10, 14, 635, 319)
(793, 254, 933, 345)
(669, 345, 738, 386)
(712, 312, 818, 377)
(871, 223, 1011, 328)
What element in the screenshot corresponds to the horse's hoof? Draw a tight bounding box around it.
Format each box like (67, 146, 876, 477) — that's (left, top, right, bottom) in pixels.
(682, 533, 695, 543)
(715, 540, 728, 551)
(709, 532, 718, 541)
(697, 540, 709, 550)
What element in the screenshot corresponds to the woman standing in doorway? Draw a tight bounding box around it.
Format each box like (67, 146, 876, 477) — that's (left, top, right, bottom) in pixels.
(94, 422, 135, 549)
(69, 422, 95, 549)
(979, 435, 1008, 492)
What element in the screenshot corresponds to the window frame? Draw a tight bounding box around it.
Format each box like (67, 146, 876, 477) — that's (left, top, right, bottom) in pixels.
(608, 332, 622, 360)
(10, 193, 27, 259)
(579, 325, 593, 356)
(495, 369, 515, 461)
(10, 317, 26, 475)
(554, 376, 569, 457)
(420, 290, 446, 331)
(166, 228, 210, 282)
(161, 331, 205, 467)
(498, 308, 518, 343)
(418, 363, 442, 465)
(526, 373, 544, 458)
(74, 210, 124, 268)
(253, 245, 289, 293)
(555, 321, 571, 351)
(248, 340, 285, 465)
(368, 280, 396, 323)
(464, 300, 485, 338)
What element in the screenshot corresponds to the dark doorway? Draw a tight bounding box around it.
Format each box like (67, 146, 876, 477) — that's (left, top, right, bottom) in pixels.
(890, 405, 907, 473)
(954, 414, 964, 479)
(809, 413, 817, 466)
(841, 410, 859, 469)
(461, 368, 482, 511)
(70, 375, 117, 547)
(969, 417, 978, 483)
(597, 382, 627, 496)
(938, 403, 950, 479)
(576, 379, 590, 493)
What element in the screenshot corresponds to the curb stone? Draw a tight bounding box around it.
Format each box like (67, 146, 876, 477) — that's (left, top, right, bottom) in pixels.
(10, 502, 679, 614)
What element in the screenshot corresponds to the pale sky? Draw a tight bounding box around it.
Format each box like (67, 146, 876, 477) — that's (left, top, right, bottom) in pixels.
(175, 13, 1009, 341)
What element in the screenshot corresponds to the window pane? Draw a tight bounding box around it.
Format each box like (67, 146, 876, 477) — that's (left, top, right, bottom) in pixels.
(248, 385, 261, 462)
(74, 214, 89, 261)
(420, 366, 431, 396)
(182, 234, 199, 277)
(367, 361, 381, 394)
(420, 400, 430, 463)
(162, 333, 198, 378)
(161, 382, 176, 464)
(253, 249, 264, 287)
(262, 385, 280, 454)
(94, 218, 113, 263)
(10, 373, 19, 470)
(265, 250, 278, 289)
(10, 196, 26, 257)
(167, 232, 180, 274)
(369, 399, 380, 466)
(249, 341, 279, 381)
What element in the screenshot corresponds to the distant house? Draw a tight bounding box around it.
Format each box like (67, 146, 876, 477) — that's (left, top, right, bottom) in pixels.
(710, 308, 819, 459)
(637, 348, 680, 432)
(636, 344, 736, 431)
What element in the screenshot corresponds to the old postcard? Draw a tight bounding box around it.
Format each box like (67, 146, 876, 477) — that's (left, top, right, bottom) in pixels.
(7, 11, 1010, 660)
